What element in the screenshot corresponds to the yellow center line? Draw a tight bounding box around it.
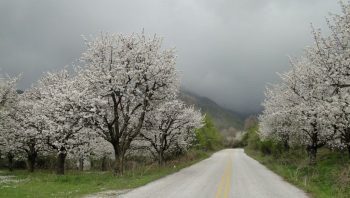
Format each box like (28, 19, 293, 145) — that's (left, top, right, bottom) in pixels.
(215, 168, 226, 198)
(215, 158, 233, 198)
(223, 160, 232, 198)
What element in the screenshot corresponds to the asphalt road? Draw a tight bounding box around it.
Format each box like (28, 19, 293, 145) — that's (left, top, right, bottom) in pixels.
(119, 149, 308, 198)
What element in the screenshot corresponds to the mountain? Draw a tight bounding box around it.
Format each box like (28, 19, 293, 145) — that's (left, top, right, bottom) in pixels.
(179, 90, 244, 137)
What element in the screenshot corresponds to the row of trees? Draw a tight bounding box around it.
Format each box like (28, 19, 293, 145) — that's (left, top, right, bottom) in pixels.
(259, 2, 350, 164)
(0, 32, 203, 174)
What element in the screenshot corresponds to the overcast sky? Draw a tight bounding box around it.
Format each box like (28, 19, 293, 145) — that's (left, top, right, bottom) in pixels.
(0, 0, 340, 114)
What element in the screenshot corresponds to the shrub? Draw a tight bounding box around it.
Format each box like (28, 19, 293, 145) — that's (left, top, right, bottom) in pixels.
(195, 115, 223, 151)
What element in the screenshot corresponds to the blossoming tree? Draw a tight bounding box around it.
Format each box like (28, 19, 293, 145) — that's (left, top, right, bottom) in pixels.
(140, 100, 203, 165)
(78, 32, 179, 174)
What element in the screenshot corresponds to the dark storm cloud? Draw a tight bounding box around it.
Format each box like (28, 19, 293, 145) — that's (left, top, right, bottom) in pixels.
(0, 0, 340, 114)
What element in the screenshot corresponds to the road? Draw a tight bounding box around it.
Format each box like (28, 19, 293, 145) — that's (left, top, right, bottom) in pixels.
(119, 149, 308, 198)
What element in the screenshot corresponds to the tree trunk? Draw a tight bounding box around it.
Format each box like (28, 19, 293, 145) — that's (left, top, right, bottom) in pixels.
(115, 155, 125, 175)
(7, 152, 14, 172)
(308, 126, 319, 165)
(101, 156, 107, 171)
(79, 156, 84, 171)
(283, 137, 289, 151)
(344, 128, 350, 158)
(56, 152, 66, 175)
(112, 143, 121, 175)
(307, 145, 317, 165)
(112, 142, 126, 175)
(113, 156, 124, 175)
(89, 157, 94, 170)
(158, 150, 164, 166)
(27, 152, 37, 173)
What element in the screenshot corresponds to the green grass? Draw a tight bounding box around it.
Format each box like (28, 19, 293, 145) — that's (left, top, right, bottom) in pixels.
(245, 148, 350, 198)
(0, 150, 211, 198)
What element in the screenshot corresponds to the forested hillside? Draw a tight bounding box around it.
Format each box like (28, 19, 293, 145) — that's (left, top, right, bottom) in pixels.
(180, 90, 243, 137)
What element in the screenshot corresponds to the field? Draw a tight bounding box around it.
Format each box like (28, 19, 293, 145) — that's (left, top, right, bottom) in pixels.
(246, 148, 350, 198)
(0, 150, 210, 198)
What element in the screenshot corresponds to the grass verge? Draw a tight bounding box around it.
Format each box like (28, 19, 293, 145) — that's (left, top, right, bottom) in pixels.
(0, 150, 212, 198)
(245, 148, 350, 198)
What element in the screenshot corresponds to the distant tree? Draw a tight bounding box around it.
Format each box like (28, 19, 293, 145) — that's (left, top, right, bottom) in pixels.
(195, 115, 222, 151)
(8, 88, 48, 172)
(0, 74, 20, 171)
(88, 137, 114, 171)
(37, 70, 93, 175)
(259, 84, 295, 151)
(0, 74, 18, 110)
(140, 100, 203, 165)
(244, 115, 258, 131)
(260, 57, 336, 164)
(0, 117, 22, 172)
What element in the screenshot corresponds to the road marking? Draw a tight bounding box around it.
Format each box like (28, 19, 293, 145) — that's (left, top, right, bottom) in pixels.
(215, 167, 226, 198)
(215, 159, 233, 198)
(223, 160, 232, 198)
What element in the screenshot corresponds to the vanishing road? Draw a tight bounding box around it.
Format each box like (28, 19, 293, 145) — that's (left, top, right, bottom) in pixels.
(120, 149, 308, 198)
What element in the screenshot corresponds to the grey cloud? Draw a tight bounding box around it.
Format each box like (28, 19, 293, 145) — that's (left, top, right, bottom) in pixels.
(0, 0, 340, 114)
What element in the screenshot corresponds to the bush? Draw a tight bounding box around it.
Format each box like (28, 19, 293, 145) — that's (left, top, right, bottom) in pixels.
(242, 124, 260, 150)
(243, 125, 289, 157)
(259, 140, 273, 156)
(230, 139, 247, 148)
(195, 115, 223, 151)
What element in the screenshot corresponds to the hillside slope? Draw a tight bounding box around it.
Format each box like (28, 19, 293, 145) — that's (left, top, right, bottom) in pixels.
(179, 90, 243, 135)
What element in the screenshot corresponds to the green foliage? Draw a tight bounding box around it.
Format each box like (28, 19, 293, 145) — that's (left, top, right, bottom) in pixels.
(241, 124, 259, 148)
(195, 115, 223, 151)
(246, 148, 350, 198)
(242, 124, 287, 157)
(244, 125, 350, 198)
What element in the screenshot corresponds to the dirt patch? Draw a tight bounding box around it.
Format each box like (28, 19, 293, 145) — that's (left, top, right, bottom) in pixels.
(83, 189, 131, 198)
